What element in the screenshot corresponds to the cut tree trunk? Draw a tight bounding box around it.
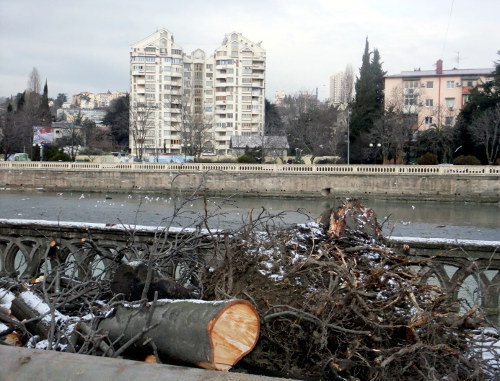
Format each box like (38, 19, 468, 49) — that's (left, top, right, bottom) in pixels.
(98, 299, 260, 371)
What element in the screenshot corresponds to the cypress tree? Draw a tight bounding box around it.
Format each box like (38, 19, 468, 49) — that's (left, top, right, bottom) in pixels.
(349, 38, 386, 163)
(39, 80, 52, 126)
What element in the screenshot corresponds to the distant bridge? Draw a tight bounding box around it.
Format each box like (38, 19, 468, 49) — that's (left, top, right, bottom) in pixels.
(0, 219, 498, 324)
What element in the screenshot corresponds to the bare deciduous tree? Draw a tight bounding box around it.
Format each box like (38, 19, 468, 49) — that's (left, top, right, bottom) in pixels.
(279, 93, 341, 163)
(178, 100, 213, 160)
(129, 102, 156, 161)
(470, 103, 500, 165)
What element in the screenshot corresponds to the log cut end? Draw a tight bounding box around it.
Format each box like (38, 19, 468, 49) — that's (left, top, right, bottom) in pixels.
(199, 300, 260, 371)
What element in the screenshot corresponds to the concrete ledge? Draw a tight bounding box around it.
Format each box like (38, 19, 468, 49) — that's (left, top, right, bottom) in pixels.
(0, 346, 290, 381)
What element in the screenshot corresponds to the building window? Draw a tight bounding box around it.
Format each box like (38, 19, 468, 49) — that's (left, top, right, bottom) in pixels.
(404, 95, 417, 106)
(425, 99, 433, 107)
(426, 81, 434, 88)
(172, 49, 182, 55)
(425, 116, 433, 125)
(446, 81, 455, 88)
(404, 80, 419, 89)
(463, 94, 470, 105)
(445, 97, 455, 110)
(445, 117, 454, 126)
(462, 79, 477, 87)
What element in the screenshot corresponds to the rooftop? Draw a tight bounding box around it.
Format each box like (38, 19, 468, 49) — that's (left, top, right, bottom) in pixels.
(386, 67, 494, 79)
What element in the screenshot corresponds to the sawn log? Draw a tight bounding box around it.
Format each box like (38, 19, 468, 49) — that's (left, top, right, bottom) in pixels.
(98, 299, 260, 371)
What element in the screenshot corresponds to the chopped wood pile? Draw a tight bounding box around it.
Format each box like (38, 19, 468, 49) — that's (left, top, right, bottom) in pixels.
(0, 199, 498, 380)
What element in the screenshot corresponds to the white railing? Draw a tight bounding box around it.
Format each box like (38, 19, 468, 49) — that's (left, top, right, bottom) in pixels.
(0, 161, 498, 176)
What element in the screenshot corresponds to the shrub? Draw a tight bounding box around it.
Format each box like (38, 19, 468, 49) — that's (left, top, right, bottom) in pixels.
(416, 152, 438, 165)
(315, 158, 339, 164)
(237, 154, 258, 163)
(453, 155, 481, 165)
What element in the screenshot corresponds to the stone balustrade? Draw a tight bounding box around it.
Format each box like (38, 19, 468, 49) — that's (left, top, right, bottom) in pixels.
(0, 161, 499, 176)
(0, 219, 498, 324)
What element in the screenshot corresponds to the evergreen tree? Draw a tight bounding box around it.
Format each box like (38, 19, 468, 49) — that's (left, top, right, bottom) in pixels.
(372, 49, 386, 114)
(264, 99, 283, 135)
(104, 95, 129, 150)
(38, 80, 52, 126)
(349, 38, 386, 163)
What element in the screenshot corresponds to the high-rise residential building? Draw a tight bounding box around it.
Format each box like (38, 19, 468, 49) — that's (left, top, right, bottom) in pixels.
(129, 29, 265, 157)
(329, 72, 344, 104)
(384, 60, 493, 130)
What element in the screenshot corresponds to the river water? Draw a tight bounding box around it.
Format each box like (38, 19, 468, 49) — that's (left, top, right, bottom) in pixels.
(0, 189, 498, 240)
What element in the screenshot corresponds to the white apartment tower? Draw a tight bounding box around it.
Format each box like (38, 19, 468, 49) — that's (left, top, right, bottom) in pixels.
(129, 29, 266, 157)
(329, 72, 344, 104)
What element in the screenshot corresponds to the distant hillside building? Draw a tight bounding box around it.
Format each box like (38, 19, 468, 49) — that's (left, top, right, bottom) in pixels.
(72, 91, 127, 109)
(384, 60, 494, 130)
(230, 135, 289, 157)
(129, 29, 266, 157)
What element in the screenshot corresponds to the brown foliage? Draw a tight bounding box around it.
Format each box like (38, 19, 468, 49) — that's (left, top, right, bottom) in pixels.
(201, 200, 491, 380)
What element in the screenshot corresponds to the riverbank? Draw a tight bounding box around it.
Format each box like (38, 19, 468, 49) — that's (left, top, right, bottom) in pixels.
(0, 162, 499, 203)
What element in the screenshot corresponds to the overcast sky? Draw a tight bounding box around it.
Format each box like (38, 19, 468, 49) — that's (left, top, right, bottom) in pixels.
(0, 0, 498, 101)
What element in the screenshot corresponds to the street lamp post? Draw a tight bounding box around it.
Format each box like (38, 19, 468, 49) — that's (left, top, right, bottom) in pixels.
(295, 148, 302, 164)
(369, 143, 381, 164)
(346, 109, 351, 165)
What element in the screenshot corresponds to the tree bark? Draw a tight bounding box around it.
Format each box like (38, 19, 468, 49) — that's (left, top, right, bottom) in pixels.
(98, 299, 260, 371)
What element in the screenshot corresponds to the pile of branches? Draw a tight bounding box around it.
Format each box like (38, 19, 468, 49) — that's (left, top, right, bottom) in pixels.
(0, 198, 498, 380)
(201, 200, 498, 380)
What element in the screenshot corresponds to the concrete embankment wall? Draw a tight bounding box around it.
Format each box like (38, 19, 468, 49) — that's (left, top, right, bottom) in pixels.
(1, 165, 499, 202)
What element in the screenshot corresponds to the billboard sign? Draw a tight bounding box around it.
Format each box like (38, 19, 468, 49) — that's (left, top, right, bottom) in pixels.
(33, 126, 54, 145)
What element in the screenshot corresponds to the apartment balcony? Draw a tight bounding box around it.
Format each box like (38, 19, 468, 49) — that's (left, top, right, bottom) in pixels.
(131, 70, 146, 76)
(252, 73, 264, 79)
